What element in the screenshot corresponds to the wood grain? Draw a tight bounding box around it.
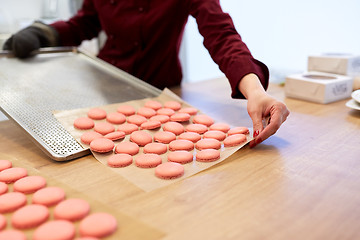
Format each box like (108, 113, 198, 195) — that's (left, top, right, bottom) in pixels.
(1, 78, 360, 240)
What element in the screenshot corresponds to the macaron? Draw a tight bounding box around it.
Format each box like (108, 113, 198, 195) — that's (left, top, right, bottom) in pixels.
(140, 120, 162, 130)
(87, 108, 107, 120)
(0, 182, 8, 195)
(73, 117, 94, 130)
(164, 101, 182, 111)
(33, 220, 76, 240)
(185, 123, 208, 134)
(178, 107, 198, 115)
(203, 130, 226, 141)
(0, 214, 6, 230)
(130, 130, 153, 146)
(32, 187, 66, 207)
(106, 112, 126, 125)
(223, 134, 247, 147)
(117, 105, 136, 116)
(169, 139, 194, 151)
(150, 114, 170, 124)
(144, 100, 163, 110)
(143, 142, 168, 155)
(178, 132, 201, 143)
(127, 115, 147, 126)
(13, 175, 47, 194)
(167, 150, 193, 164)
(135, 154, 162, 168)
(155, 162, 184, 179)
(0, 159, 12, 171)
(196, 149, 221, 162)
(156, 108, 175, 116)
(0, 167, 28, 183)
(0, 192, 27, 213)
(209, 122, 231, 133)
(54, 198, 90, 221)
(195, 138, 221, 150)
(170, 112, 191, 122)
(107, 154, 133, 168)
(104, 131, 125, 141)
(80, 131, 103, 145)
(163, 121, 185, 135)
(11, 204, 49, 229)
(90, 138, 114, 153)
(79, 212, 117, 238)
(0, 230, 27, 240)
(94, 122, 115, 135)
(192, 114, 214, 127)
(114, 141, 139, 155)
(227, 127, 249, 135)
(137, 107, 157, 118)
(117, 123, 138, 135)
(154, 131, 177, 144)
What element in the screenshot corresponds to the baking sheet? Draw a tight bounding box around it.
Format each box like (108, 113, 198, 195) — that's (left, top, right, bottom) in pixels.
(54, 89, 253, 192)
(0, 153, 164, 240)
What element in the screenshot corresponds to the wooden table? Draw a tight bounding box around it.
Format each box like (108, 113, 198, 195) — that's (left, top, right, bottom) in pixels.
(1, 78, 360, 240)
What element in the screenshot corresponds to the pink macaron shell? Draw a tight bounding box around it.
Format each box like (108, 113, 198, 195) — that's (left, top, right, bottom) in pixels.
(164, 101, 182, 111)
(0, 214, 6, 231)
(209, 122, 231, 133)
(203, 130, 226, 141)
(13, 175, 47, 194)
(0, 192, 27, 213)
(143, 142, 168, 155)
(117, 105, 136, 116)
(192, 114, 214, 127)
(114, 141, 140, 155)
(107, 154, 133, 168)
(0, 182, 8, 195)
(104, 131, 125, 141)
(137, 107, 157, 118)
(73, 117, 94, 130)
(144, 100, 163, 110)
(163, 121, 185, 135)
(223, 134, 247, 147)
(195, 138, 221, 150)
(140, 120, 162, 130)
(135, 154, 162, 168)
(32, 187, 66, 207)
(117, 123, 139, 135)
(90, 138, 114, 153)
(156, 108, 175, 116)
(87, 108, 107, 120)
(167, 150, 194, 164)
(155, 162, 184, 179)
(130, 130, 153, 146)
(178, 132, 202, 143)
(227, 127, 250, 135)
(94, 122, 115, 135)
(196, 149, 221, 162)
(178, 107, 198, 115)
(11, 204, 49, 229)
(169, 139, 194, 151)
(185, 123, 208, 134)
(127, 114, 148, 126)
(80, 131, 103, 145)
(0, 159, 12, 171)
(33, 220, 76, 240)
(79, 212, 117, 238)
(54, 198, 90, 221)
(0, 230, 27, 240)
(150, 114, 170, 124)
(106, 112, 126, 125)
(154, 131, 177, 144)
(0, 167, 28, 183)
(170, 112, 191, 122)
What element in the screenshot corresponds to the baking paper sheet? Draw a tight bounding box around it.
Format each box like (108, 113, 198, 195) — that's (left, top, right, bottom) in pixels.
(54, 89, 252, 192)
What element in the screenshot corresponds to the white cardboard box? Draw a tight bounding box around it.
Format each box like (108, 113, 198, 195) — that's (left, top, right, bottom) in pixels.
(308, 54, 360, 76)
(285, 71, 353, 104)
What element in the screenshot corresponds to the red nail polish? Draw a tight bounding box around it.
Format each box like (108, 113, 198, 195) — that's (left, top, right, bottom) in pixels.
(253, 130, 259, 137)
(255, 137, 262, 145)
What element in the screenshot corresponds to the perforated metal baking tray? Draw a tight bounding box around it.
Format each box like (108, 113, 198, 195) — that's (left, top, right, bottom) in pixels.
(0, 48, 161, 161)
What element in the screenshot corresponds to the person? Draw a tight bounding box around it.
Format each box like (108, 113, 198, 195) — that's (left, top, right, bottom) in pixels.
(3, 0, 289, 148)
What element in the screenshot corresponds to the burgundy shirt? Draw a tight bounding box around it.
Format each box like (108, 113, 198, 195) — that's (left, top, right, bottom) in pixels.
(51, 0, 269, 98)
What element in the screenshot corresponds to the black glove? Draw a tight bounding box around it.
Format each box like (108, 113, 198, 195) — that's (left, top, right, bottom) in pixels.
(3, 21, 59, 58)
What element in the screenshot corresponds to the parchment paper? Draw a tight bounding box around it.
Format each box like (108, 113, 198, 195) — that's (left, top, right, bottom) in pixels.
(54, 89, 253, 192)
(0, 153, 164, 240)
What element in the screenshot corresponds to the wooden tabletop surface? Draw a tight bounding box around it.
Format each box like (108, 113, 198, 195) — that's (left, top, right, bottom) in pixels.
(1, 77, 360, 240)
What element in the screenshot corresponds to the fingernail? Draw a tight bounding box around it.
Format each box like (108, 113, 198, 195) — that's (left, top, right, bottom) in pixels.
(255, 137, 262, 145)
(253, 130, 259, 138)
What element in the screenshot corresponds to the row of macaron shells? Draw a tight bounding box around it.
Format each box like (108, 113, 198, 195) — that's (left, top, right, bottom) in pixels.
(74, 100, 249, 179)
(0, 159, 117, 240)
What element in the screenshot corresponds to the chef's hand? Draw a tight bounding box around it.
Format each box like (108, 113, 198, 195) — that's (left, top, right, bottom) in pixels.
(238, 73, 290, 148)
(3, 21, 58, 58)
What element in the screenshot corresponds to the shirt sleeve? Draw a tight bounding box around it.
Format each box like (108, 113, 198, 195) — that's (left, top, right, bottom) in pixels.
(188, 0, 269, 99)
(49, 0, 101, 46)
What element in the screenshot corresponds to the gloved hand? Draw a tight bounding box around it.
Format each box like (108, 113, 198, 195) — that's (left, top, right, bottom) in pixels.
(3, 21, 59, 58)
